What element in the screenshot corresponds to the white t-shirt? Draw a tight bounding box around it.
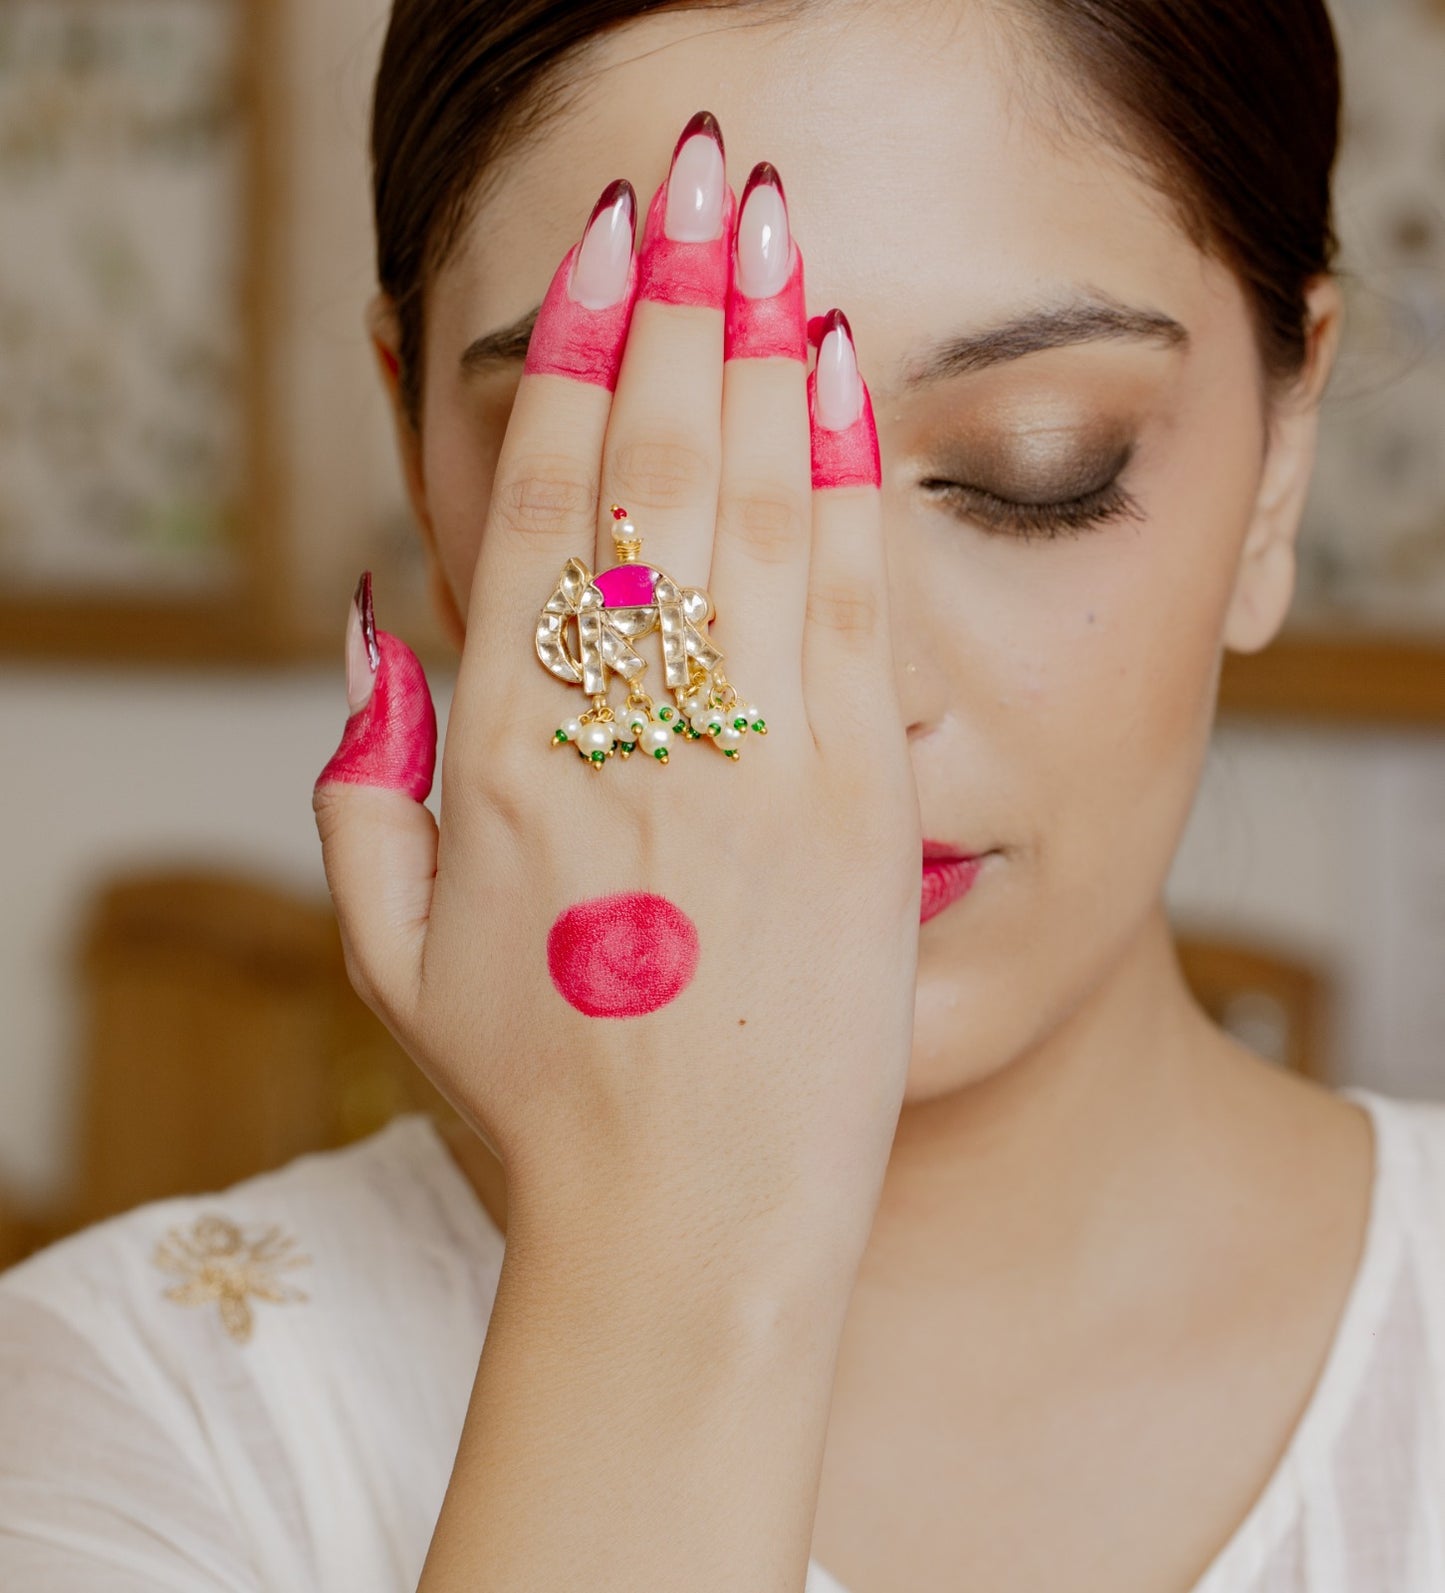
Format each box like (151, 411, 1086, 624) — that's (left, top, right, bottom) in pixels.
(0, 1083, 1442, 1591)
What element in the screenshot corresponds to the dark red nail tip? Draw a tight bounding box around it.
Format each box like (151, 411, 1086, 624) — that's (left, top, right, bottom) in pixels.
(672, 109, 724, 165)
(584, 177, 636, 236)
(808, 308, 853, 350)
(354, 570, 379, 671)
(741, 160, 785, 209)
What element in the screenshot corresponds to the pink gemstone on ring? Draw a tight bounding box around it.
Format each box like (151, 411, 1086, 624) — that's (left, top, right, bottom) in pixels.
(595, 564, 658, 607)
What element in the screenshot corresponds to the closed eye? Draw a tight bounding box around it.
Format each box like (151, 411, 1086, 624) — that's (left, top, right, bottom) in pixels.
(919, 475, 1146, 541)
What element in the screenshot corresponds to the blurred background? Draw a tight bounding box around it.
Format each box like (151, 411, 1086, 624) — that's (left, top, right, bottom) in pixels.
(1, 0, 1443, 1265)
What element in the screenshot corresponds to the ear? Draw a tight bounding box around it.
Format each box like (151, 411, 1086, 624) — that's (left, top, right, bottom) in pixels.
(1222, 274, 1345, 655)
(365, 291, 467, 652)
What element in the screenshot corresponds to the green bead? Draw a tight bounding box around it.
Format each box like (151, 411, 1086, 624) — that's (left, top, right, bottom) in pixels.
(732, 715, 748, 730)
(653, 747, 668, 761)
(590, 750, 606, 763)
(658, 705, 674, 721)
(723, 747, 738, 758)
(621, 741, 635, 753)
(754, 719, 766, 731)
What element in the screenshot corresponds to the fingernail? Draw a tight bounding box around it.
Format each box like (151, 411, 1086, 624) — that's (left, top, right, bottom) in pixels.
(809, 308, 881, 489)
(568, 179, 636, 309)
(345, 571, 380, 714)
(316, 575, 439, 803)
(664, 111, 725, 241)
(735, 163, 792, 298)
(525, 185, 639, 389)
(815, 309, 862, 430)
(724, 165, 806, 362)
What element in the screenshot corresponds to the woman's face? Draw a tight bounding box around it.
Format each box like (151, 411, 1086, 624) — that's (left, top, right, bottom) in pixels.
(392, 2, 1335, 1102)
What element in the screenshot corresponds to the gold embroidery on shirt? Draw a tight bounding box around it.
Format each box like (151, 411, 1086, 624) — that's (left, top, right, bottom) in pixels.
(153, 1213, 310, 1343)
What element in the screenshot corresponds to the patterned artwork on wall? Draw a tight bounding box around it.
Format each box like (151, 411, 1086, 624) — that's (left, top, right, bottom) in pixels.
(0, 0, 247, 597)
(1298, 0, 1445, 632)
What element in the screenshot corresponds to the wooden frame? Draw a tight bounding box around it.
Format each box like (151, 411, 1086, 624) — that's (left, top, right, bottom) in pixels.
(0, 0, 289, 665)
(1220, 631, 1445, 726)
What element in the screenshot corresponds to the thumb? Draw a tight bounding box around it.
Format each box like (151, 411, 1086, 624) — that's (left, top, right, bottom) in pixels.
(312, 572, 439, 1023)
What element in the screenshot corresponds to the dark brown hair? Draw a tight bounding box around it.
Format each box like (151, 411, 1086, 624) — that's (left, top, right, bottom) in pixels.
(371, 0, 1341, 429)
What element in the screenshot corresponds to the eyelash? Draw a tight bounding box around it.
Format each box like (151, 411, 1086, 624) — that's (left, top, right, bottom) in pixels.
(920, 476, 1145, 542)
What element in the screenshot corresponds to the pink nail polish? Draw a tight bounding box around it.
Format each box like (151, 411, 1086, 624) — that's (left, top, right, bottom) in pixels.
(725, 162, 807, 362)
(809, 309, 881, 489)
(568, 179, 636, 308)
(315, 572, 438, 803)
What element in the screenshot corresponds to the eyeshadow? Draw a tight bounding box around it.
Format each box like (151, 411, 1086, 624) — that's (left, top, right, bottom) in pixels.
(933, 421, 1137, 503)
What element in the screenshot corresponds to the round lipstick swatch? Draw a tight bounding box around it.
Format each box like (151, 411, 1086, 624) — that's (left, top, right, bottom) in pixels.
(546, 891, 700, 1017)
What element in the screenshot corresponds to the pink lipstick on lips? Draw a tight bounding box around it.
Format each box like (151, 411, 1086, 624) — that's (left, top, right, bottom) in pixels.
(921, 838, 988, 923)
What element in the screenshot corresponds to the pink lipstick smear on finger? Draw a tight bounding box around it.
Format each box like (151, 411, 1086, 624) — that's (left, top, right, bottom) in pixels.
(725, 161, 808, 363)
(637, 111, 735, 310)
(523, 178, 638, 390)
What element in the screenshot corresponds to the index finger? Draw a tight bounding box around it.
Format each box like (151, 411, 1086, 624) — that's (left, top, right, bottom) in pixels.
(448, 179, 638, 748)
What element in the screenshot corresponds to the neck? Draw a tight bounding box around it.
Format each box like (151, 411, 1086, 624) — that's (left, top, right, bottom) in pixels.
(856, 900, 1237, 1303)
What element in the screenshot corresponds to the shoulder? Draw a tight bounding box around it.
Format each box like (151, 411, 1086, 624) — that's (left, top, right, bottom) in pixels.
(1345, 1085, 1445, 1285)
(1352, 1085, 1445, 1194)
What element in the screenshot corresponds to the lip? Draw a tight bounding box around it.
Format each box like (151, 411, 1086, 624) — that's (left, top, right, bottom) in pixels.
(922, 837, 981, 863)
(920, 847, 989, 923)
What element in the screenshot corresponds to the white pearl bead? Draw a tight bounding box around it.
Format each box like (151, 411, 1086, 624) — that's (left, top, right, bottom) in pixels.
(623, 710, 649, 738)
(643, 723, 671, 750)
(581, 722, 614, 754)
(716, 724, 744, 750)
(563, 717, 584, 742)
(742, 703, 760, 727)
(698, 708, 725, 734)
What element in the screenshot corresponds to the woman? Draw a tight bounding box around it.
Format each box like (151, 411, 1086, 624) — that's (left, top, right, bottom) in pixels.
(3, 0, 1444, 1588)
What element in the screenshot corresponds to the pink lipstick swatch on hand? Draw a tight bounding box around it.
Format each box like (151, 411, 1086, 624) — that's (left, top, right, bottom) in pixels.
(547, 892, 700, 1017)
(522, 241, 639, 391)
(314, 629, 437, 803)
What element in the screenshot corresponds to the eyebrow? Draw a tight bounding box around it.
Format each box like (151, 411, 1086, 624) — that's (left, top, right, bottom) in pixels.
(896, 294, 1189, 389)
(460, 308, 541, 375)
(457, 290, 1189, 382)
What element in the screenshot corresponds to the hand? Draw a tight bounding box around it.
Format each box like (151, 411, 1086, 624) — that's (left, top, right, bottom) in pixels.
(312, 112, 921, 1290)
